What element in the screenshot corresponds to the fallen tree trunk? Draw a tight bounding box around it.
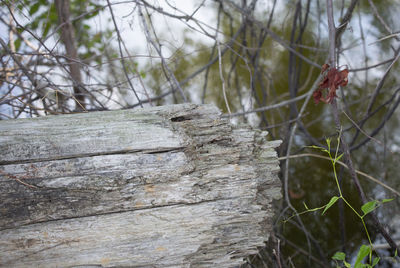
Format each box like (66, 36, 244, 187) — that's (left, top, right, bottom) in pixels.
(0, 104, 282, 268)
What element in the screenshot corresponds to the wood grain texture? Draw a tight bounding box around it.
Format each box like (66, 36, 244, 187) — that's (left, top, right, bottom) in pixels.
(0, 104, 282, 267)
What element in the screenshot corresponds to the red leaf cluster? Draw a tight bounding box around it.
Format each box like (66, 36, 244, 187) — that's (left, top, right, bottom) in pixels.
(313, 64, 349, 104)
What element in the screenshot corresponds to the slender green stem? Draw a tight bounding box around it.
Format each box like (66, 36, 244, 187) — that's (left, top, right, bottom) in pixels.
(341, 196, 361, 218)
(284, 131, 394, 266)
(361, 219, 373, 245)
(332, 160, 343, 197)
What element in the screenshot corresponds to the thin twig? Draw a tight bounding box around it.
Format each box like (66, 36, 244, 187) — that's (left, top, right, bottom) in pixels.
(138, 5, 187, 103)
(367, 0, 397, 37)
(278, 153, 400, 197)
(282, 73, 327, 265)
(222, 91, 310, 117)
(366, 46, 400, 115)
(217, 40, 231, 114)
(369, 32, 400, 45)
(348, 57, 394, 72)
(277, 234, 327, 267)
(350, 46, 400, 147)
(343, 110, 397, 155)
(107, 0, 143, 107)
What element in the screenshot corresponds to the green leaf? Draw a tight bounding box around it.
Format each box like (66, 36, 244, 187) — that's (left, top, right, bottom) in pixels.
(382, 198, 393, 203)
(308, 145, 323, 150)
(16, 26, 24, 34)
(361, 201, 377, 216)
(322, 196, 339, 215)
(326, 137, 331, 146)
(14, 39, 21, 51)
(344, 261, 351, 268)
(335, 153, 344, 163)
(354, 245, 371, 268)
(29, 2, 41, 15)
(92, 33, 102, 43)
(30, 20, 39, 30)
(332, 251, 346, 261)
(371, 257, 380, 266)
(43, 23, 51, 38)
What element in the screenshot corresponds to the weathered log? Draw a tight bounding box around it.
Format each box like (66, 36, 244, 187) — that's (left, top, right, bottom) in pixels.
(0, 104, 282, 267)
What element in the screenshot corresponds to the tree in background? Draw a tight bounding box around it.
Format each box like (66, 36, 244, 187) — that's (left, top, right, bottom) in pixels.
(1, 0, 400, 267)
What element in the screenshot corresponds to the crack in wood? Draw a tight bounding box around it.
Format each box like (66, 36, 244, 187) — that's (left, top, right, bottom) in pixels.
(0, 147, 185, 166)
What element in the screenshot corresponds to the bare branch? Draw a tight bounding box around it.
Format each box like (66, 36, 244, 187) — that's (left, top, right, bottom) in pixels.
(107, 0, 143, 108)
(138, 4, 187, 102)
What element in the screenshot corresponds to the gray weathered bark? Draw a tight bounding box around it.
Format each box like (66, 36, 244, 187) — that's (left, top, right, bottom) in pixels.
(0, 104, 282, 267)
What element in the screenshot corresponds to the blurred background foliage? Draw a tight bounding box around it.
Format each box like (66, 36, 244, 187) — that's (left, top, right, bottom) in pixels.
(1, 0, 400, 267)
